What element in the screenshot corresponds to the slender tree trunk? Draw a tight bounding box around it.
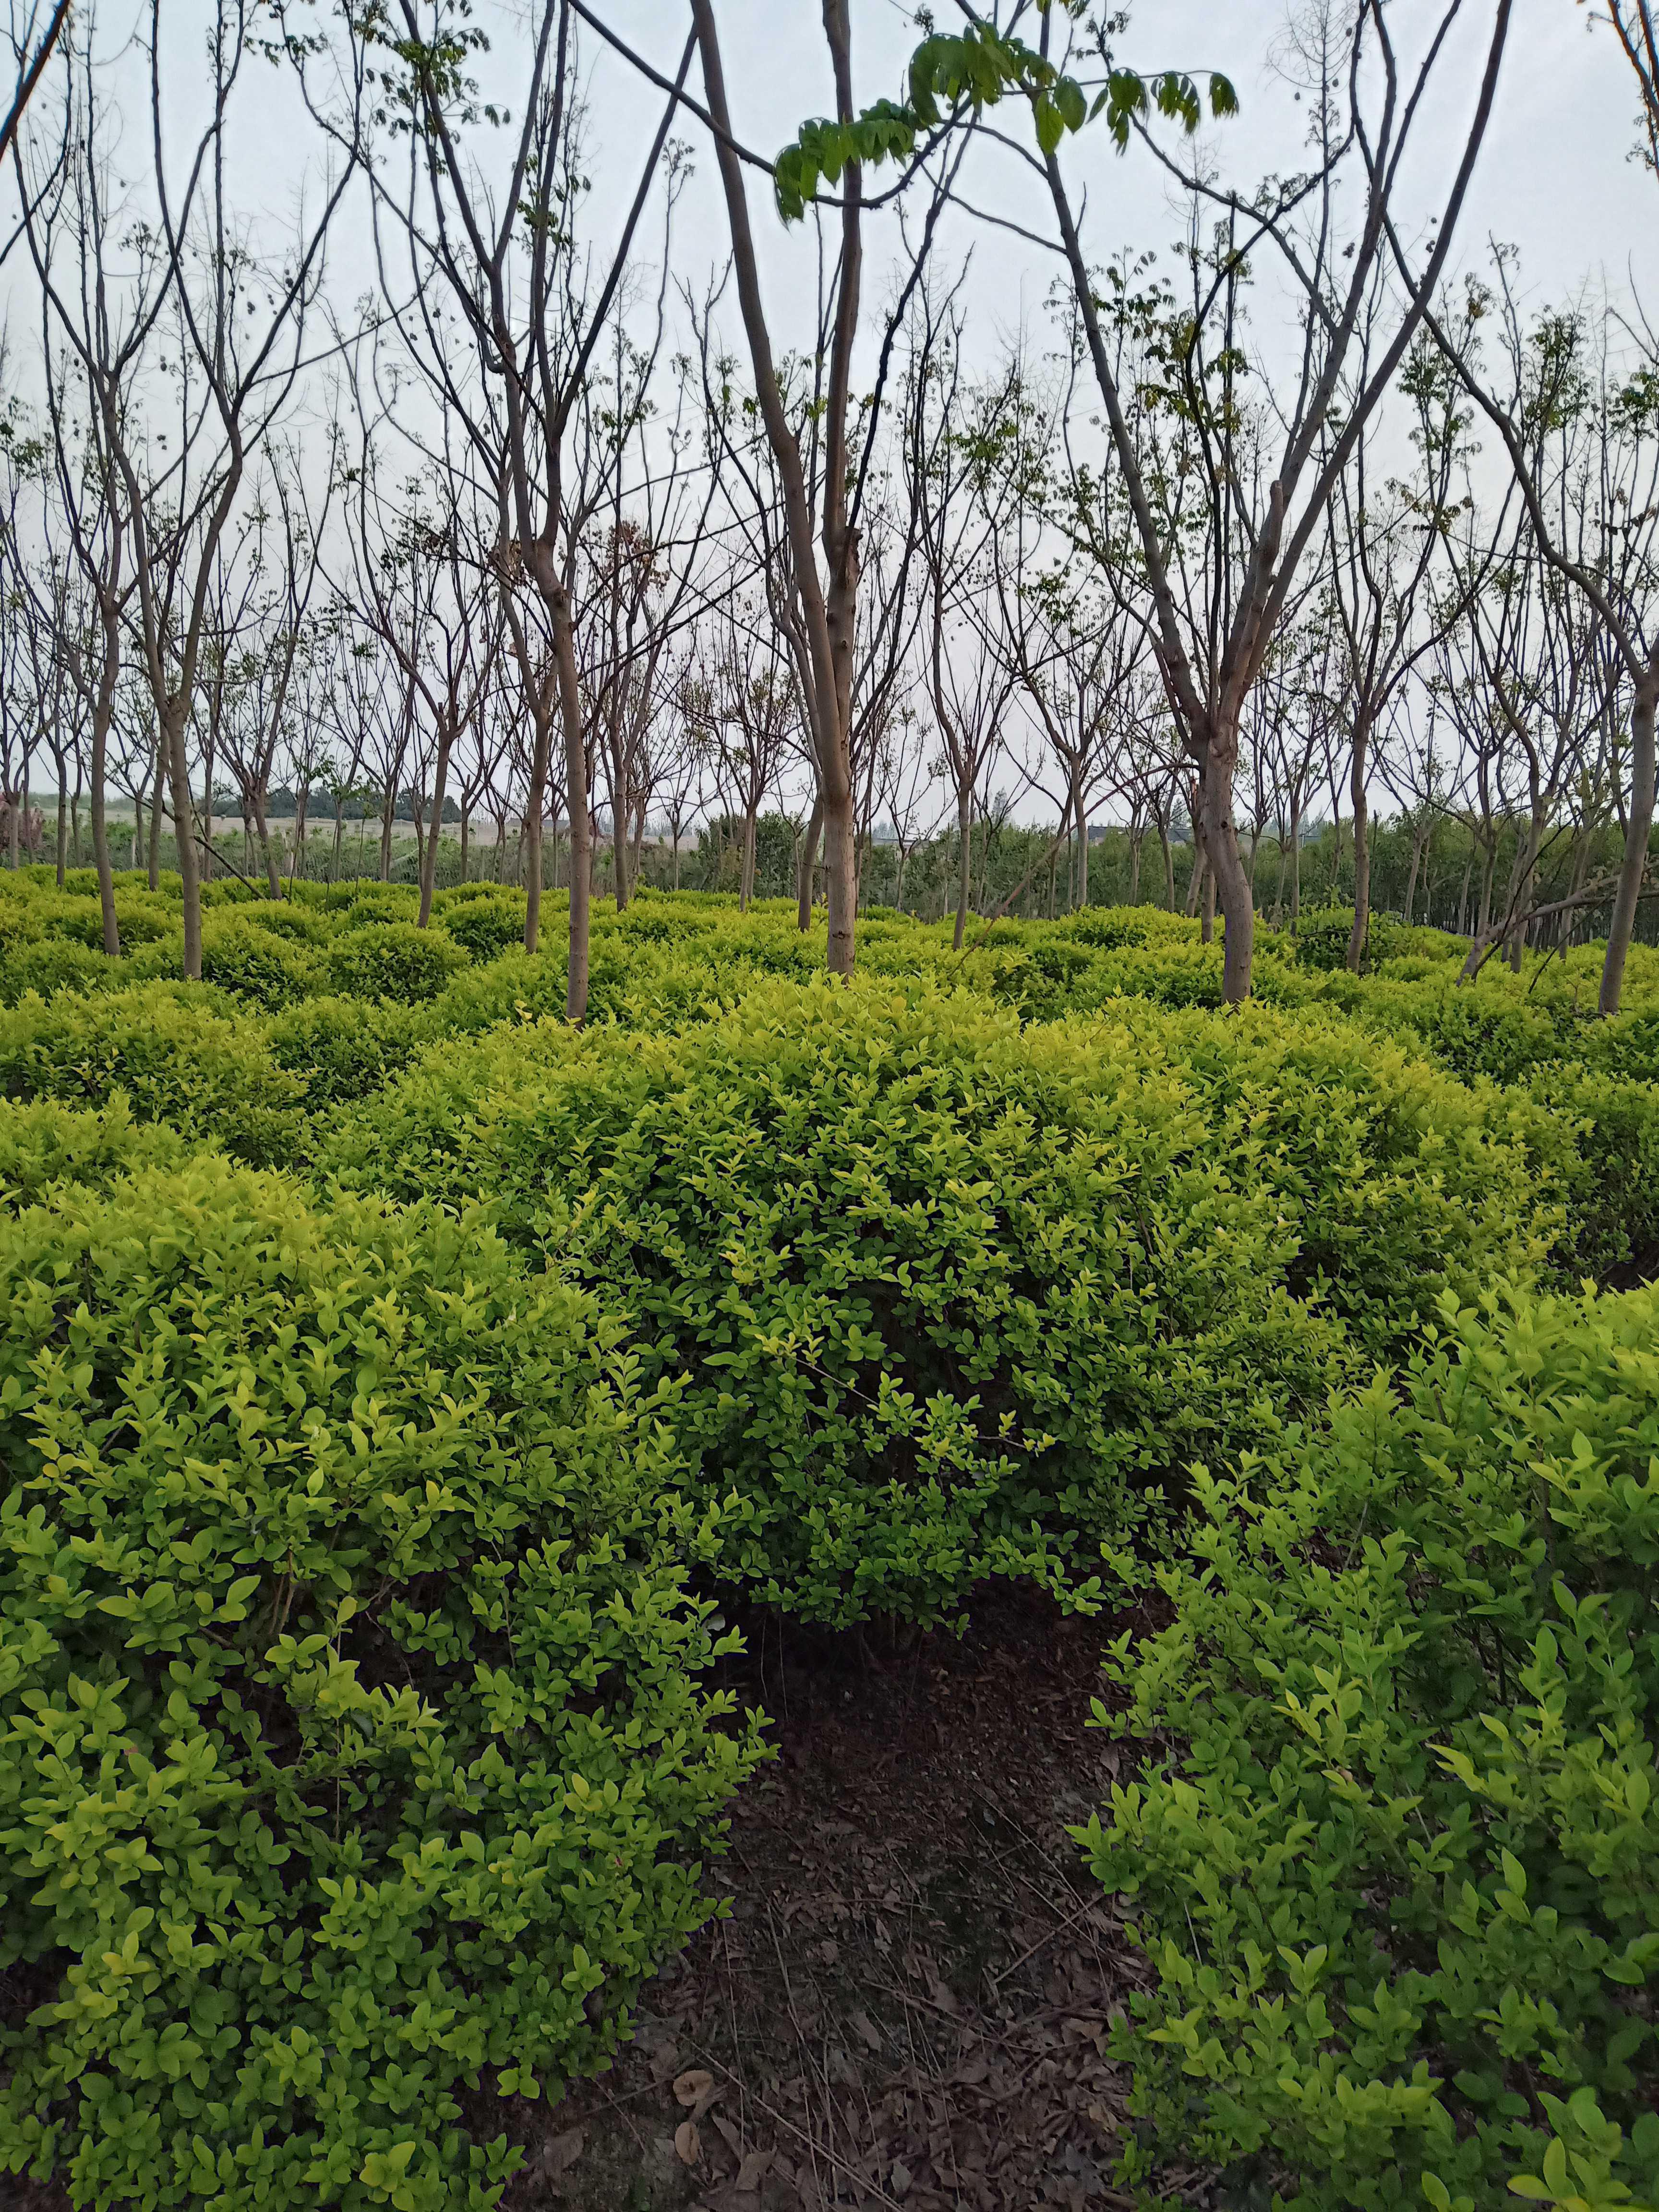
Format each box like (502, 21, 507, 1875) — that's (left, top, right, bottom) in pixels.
(418, 725, 456, 927)
(549, 584, 590, 1019)
(1198, 749, 1252, 996)
(611, 745, 631, 912)
(146, 769, 162, 889)
(1186, 841, 1205, 917)
(952, 792, 972, 950)
(1346, 711, 1373, 972)
(1290, 796, 1303, 930)
(1403, 821, 1426, 926)
(90, 681, 119, 958)
(1601, 673, 1658, 1015)
(1507, 806, 1544, 975)
(1075, 794, 1089, 909)
(251, 791, 283, 899)
(740, 806, 757, 913)
(797, 790, 824, 931)
(163, 704, 202, 977)
(822, 781, 856, 974)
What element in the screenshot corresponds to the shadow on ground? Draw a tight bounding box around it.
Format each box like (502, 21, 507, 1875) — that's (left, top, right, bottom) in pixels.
(501, 1587, 1209, 2212)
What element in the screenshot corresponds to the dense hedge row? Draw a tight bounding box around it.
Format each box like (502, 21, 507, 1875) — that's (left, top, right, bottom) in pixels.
(319, 977, 1567, 1625)
(0, 1123, 763, 2209)
(1085, 1282, 1659, 2212)
(0, 867, 1655, 2210)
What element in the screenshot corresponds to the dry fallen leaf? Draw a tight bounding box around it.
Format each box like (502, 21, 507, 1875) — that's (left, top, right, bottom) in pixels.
(674, 2119, 702, 2166)
(849, 2009, 881, 2051)
(735, 2148, 774, 2191)
(540, 2127, 585, 2177)
(950, 2050, 990, 2086)
(673, 2068, 716, 2108)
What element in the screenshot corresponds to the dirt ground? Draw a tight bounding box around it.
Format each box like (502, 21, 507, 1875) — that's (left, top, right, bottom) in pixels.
(497, 1588, 1208, 2212)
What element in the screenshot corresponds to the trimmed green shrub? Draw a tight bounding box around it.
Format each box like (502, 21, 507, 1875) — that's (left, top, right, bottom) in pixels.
(0, 938, 116, 1007)
(1078, 1282, 1659, 2212)
(0, 1159, 766, 2212)
(200, 914, 325, 1009)
(0, 1094, 192, 1207)
(432, 891, 528, 963)
(322, 979, 1559, 1625)
(0, 983, 304, 1166)
(1529, 1063, 1659, 1283)
(1098, 999, 1565, 1347)
(325, 920, 469, 1003)
(265, 995, 429, 1113)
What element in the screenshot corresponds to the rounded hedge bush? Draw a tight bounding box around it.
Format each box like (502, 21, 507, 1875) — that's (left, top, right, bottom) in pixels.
(1082, 1280, 1659, 2212)
(200, 914, 325, 1009)
(321, 979, 1559, 1625)
(0, 1150, 764, 2212)
(325, 921, 469, 1003)
(0, 982, 304, 1166)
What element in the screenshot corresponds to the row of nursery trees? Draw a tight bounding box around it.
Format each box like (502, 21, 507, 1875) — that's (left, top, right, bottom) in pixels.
(1, 0, 1658, 1014)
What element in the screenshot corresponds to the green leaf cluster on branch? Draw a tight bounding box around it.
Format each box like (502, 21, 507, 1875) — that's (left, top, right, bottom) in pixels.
(774, 13, 1237, 222)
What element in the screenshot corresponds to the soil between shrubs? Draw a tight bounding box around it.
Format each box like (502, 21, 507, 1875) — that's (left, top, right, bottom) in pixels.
(496, 1587, 1213, 2212)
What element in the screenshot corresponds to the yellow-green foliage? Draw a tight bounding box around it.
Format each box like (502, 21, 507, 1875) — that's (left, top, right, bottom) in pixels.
(319, 977, 1563, 1626)
(1081, 1282, 1659, 2212)
(0, 1146, 764, 2211)
(0, 868, 1653, 2212)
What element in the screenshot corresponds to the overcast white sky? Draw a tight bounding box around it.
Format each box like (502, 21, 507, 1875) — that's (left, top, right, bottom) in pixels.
(87, 0, 1657, 392)
(6, 0, 1655, 828)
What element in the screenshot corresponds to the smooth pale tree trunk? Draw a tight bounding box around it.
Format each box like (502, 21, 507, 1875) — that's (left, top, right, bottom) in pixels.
(1601, 674, 1658, 1016)
(1076, 795, 1089, 910)
(54, 757, 67, 886)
